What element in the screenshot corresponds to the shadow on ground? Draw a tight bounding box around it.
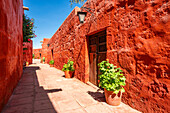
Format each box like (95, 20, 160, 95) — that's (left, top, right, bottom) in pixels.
(87, 90, 105, 102)
(2, 66, 62, 113)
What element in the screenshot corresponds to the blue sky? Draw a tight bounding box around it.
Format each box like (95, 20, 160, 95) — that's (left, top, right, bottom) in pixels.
(23, 0, 83, 49)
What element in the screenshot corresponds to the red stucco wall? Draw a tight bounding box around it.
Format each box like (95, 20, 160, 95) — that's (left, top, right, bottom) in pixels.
(33, 49, 42, 59)
(23, 40, 33, 64)
(47, 0, 170, 112)
(0, 0, 23, 111)
(41, 38, 50, 63)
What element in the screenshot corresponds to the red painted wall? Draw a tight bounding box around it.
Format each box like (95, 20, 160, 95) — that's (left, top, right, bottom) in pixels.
(0, 0, 23, 111)
(41, 38, 50, 63)
(47, 0, 170, 112)
(33, 49, 42, 59)
(23, 40, 33, 64)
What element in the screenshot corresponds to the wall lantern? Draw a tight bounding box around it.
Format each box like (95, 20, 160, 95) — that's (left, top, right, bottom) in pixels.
(77, 12, 87, 23)
(47, 44, 50, 47)
(77, 7, 94, 24)
(23, 6, 29, 11)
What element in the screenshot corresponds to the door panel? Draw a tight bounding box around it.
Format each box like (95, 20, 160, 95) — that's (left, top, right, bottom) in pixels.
(97, 52, 106, 82)
(90, 45, 96, 53)
(89, 30, 106, 86)
(89, 53, 97, 85)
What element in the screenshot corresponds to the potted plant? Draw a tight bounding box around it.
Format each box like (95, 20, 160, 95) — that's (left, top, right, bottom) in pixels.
(62, 59, 75, 78)
(98, 60, 126, 106)
(33, 54, 35, 59)
(42, 57, 45, 64)
(26, 61, 29, 66)
(49, 60, 54, 67)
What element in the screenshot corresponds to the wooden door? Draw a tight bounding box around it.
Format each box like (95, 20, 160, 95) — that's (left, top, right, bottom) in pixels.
(51, 49, 54, 60)
(89, 30, 106, 86)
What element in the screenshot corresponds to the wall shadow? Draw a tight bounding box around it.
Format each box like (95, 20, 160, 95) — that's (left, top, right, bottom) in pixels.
(2, 66, 62, 113)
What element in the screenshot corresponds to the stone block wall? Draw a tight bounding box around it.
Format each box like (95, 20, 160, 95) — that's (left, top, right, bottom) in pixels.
(41, 38, 50, 63)
(47, 0, 170, 112)
(0, 0, 23, 111)
(106, 0, 170, 112)
(33, 49, 42, 59)
(23, 40, 33, 64)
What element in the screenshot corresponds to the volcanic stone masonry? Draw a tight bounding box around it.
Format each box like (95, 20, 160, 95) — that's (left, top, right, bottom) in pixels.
(0, 0, 23, 112)
(23, 40, 33, 64)
(33, 48, 42, 59)
(41, 38, 50, 63)
(44, 0, 170, 112)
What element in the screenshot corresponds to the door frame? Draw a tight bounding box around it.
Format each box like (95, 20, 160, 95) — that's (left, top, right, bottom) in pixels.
(51, 49, 54, 60)
(85, 28, 107, 85)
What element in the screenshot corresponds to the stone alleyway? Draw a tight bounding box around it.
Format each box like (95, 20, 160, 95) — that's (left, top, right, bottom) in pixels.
(2, 59, 140, 113)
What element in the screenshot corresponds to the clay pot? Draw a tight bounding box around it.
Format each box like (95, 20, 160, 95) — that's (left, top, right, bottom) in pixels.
(104, 88, 122, 106)
(26, 62, 29, 66)
(65, 71, 73, 78)
(50, 64, 54, 67)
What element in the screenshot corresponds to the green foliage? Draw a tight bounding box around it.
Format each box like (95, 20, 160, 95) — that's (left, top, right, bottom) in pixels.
(70, 0, 85, 5)
(49, 60, 54, 65)
(33, 54, 35, 58)
(98, 60, 126, 94)
(23, 48, 28, 50)
(43, 57, 45, 62)
(62, 59, 75, 72)
(23, 14, 36, 42)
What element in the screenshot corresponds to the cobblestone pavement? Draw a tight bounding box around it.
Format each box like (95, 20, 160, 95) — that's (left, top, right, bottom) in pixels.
(2, 59, 141, 113)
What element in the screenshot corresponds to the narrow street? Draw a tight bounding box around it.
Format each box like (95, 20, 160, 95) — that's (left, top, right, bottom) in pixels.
(2, 59, 140, 113)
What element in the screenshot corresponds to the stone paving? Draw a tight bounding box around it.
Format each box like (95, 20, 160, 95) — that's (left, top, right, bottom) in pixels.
(2, 59, 141, 113)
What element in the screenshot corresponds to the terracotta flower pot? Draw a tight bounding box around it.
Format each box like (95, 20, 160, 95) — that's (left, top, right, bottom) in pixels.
(50, 64, 54, 67)
(65, 71, 73, 78)
(104, 88, 122, 106)
(26, 62, 29, 66)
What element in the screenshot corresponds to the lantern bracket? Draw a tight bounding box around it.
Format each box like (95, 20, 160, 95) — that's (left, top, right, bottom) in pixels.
(81, 7, 94, 15)
(77, 7, 94, 23)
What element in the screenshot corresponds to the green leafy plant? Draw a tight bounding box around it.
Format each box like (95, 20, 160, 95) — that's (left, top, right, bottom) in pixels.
(98, 60, 126, 94)
(43, 57, 45, 62)
(62, 59, 75, 72)
(23, 15, 37, 56)
(23, 48, 28, 50)
(70, 0, 86, 5)
(33, 54, 35, 58)
(49, 60, 54, 65)
(23, 14, 37, 42)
